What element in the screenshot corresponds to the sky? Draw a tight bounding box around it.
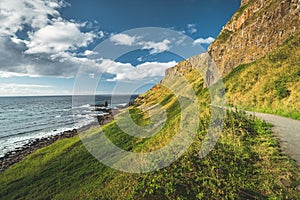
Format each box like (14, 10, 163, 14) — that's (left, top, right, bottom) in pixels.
(0, 0, 240, 96)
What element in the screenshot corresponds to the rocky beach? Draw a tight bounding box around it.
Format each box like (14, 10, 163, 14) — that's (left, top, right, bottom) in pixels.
(0, 129, 78, 172)
(0, 104, 120, 172)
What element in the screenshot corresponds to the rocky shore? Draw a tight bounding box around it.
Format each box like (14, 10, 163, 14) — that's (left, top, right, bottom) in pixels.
(0, 105, 120, 172)
(0, 129, 78, 172)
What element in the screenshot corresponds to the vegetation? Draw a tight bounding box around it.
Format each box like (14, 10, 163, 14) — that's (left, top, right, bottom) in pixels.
(1, 50, 300, 198)
(274, 76, 291, 99)
(215, 29, 233, 43)
(233, 0, 254, 20)
(134, 111, 299, 199)
(224, 31, 300, 119)
(1, 109, 299, 199)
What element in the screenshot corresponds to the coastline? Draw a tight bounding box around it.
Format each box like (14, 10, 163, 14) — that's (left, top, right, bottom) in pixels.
(0, 110, 116, 172)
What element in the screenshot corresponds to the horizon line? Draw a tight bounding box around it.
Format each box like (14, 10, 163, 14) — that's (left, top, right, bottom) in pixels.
(0, 93, 141, 98)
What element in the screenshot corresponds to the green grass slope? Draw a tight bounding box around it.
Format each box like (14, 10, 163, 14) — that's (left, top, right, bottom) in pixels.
(224, 31, 300, 119)
(0, 43, 300, 198)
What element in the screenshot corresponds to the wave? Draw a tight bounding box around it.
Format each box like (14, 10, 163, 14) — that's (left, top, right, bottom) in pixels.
(0, 95, 136, 158)
(72, 104, 91, 109)
(0, 117, 96, 157)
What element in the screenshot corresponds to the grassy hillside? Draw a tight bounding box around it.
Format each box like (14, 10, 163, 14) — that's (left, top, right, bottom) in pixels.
(1, 54, 299, 199)
(224, 31, 300, 119)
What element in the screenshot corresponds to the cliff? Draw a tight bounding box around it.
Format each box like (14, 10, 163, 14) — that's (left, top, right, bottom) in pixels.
(159, 0, 300, 118)
(163, 53, 220, 87)
(163, 0, 300, 84)
(208, 0, 300, 75)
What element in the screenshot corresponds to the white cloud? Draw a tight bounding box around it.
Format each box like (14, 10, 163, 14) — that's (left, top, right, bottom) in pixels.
(0, 83, 53, 89)
(193, 37, 215, 45)
(25, 20, 96, 54)
(98, 30, 105, 38)
(187, 24, 197, 34)
(110, 33, 171, 54)
(0, 83, 63, 96)
(104, 60, 177, 81)
(0, 71, 41, 78)
(82, 50, 98, 56)
(140, 39, 171, 54)
(110, 33, 137, 46)
(0, 0, 102, 78)
(0, 0, 179, 83)
(0, 0, 65, 37)
(89, 73, 95, 79)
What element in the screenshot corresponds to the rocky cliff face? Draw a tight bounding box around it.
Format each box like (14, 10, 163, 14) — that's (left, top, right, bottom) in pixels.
(163, 53, 221, 87)
(163, 0, 300, 84)
(241, 0, 253, 6)
(208, 0, 300, 76)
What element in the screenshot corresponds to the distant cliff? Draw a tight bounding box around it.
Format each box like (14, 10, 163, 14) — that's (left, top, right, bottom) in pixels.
(208, 0, 300, 75)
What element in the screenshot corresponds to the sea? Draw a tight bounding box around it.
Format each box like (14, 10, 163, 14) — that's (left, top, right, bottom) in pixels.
(0, 95, 138, 157)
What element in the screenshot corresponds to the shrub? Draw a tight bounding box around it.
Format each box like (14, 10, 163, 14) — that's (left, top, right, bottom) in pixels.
(296, 68, 300, 76)
(274, 76, 290, 99)
(269, 51, 288, 63)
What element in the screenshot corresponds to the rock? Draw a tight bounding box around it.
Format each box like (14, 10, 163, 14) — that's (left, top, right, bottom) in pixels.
(0, 112, 115, 172)
(208, 0, 300, 76)
(104, 101, 108, 107)
(0, 128, 78, 172)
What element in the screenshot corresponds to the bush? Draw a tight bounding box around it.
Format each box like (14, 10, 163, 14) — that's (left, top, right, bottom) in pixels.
(269, 51, 288, 63)
(296, 68, 300, 76)
(274, 76, 290, 99)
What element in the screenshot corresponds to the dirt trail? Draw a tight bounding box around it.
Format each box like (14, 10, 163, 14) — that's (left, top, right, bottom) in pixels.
(246, 111, 300, 167)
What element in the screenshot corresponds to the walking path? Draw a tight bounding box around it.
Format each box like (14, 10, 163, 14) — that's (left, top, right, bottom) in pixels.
(246, 111, 300, 167)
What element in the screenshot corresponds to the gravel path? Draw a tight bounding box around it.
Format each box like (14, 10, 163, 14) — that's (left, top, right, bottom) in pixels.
(246, 111, 300, 167)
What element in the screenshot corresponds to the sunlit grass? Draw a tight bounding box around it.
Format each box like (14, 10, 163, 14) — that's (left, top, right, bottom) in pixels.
(224, 31, 300, 119)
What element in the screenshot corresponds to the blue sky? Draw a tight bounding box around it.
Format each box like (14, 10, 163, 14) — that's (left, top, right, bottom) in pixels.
(0, 0, 240, 96)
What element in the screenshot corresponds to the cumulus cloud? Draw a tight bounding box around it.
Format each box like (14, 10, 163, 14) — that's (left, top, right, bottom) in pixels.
(0, 0, 102, 77)
(110, 33, 137, 46)
(139, 39, 171, 54)
(0, 36, 105, 78)
(25, 20, 96, 54)
(104, 60, 177, 81)
(82, 50, 98, 56)
(109, 33, 171, 54)
(0, 0, 65, 37)
(0, 0, 177, 84)
(193, 37, 215, 45)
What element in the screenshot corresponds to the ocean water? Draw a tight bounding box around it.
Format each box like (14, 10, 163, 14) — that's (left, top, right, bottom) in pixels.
(0, 95, 138, 157)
